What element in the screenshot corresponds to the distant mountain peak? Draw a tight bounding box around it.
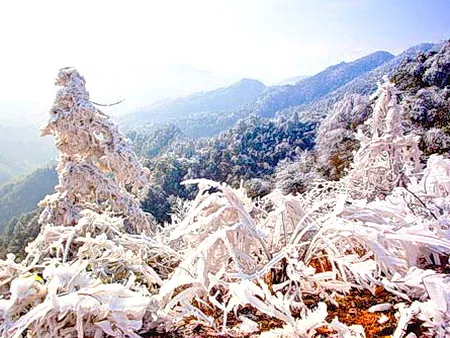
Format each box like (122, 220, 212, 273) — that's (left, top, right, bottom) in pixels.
(368, 50, 395, 57)
(290, 42, 439, 117)
(234, 77, 264, 84)
(248, 50, 395, 117)
(349, 50, 394, 65)
(229, 78, 266, 89)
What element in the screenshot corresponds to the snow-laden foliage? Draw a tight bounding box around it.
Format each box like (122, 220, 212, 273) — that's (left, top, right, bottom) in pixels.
(393, 40, 450, 156)
(273, 151, 319, 195)
(315, 93, 372, 180)
(1, 70, 450, 337)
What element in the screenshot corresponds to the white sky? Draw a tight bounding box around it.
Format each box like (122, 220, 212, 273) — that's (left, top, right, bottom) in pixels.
(0, 0, 448, 121)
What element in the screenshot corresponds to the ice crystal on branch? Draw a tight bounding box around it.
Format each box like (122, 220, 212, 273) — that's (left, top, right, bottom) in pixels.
(39, 68, 153, 234)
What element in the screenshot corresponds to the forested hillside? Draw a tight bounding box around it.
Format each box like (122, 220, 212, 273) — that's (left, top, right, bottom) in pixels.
(393, 41, 450, 154)
(0, 166, 57, 233)
(140, 114, 316, 222)
(0, 124, 55, 185)
(0, 154, 29, 186)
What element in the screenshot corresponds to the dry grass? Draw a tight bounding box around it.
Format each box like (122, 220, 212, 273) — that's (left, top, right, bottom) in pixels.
(325, 287, 397, 338)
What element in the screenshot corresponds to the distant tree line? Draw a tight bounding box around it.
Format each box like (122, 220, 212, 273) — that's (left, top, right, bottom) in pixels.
(138, 113, 317, 223)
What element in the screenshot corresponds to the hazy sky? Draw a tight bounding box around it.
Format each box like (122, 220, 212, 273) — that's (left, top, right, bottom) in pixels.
(0, 0, 448, 120)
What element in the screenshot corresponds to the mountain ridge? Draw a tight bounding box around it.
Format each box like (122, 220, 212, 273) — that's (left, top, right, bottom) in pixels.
(274, 43, 440, 120)
(121, 78, 266, 126)
(247, 50, 395, 117)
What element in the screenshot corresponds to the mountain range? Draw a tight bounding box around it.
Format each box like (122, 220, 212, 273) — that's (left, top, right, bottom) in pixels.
(120, 78, 266, 127)
(247, 50, 395, 118)
(291, 42, 439, 117)
(121, 50, 397, 129)
(121, 44, 443, 140)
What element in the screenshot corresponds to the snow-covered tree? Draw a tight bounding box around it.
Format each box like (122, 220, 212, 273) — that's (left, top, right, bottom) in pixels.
(346, 78, 422, 199)
(315, 93, 371, 180)
(39, 68, 153, 235)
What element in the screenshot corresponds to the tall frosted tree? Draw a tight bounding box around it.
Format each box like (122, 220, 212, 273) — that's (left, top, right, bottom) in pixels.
(39, 68, 153, 235)
(346, 78, 422, 200)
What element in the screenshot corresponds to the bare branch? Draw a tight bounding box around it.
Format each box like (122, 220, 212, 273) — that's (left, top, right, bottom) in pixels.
(90, 99, 125, 107)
